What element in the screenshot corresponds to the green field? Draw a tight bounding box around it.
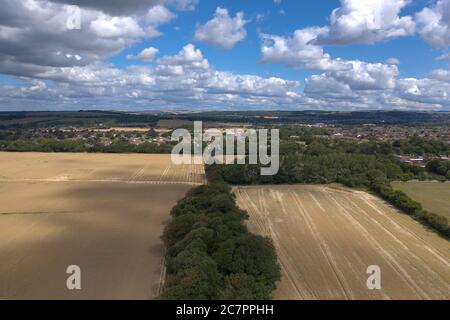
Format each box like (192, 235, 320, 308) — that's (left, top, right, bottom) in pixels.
(391, 182, 450, 219)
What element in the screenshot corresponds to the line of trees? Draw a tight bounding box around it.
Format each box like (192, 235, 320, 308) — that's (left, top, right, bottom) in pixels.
(369, 173, 449, 238)
(0, 138, 174, 154)
(161, 181, 281, 300)
(426, 159, 450, 179)
(206, 138, 449, 239)
(392, 137, 448, 156)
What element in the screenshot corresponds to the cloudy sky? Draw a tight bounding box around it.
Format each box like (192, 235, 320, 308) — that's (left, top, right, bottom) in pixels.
(0, 0, 449, 111)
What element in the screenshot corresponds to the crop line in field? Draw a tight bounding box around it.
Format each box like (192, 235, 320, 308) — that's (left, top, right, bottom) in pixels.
(291, 191, 354, 300)
(236, 188, 314, 300)
(325, 189, 429, 299)
(0, 178, 203, 186)
(342, 194, 450, 296)
(360, 192, 450, 266)
(273, 190, 317, 299)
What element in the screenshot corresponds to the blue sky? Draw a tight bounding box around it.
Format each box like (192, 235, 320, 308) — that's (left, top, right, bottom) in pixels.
(0, 0, 449, 111)
(117, 0, 445, 80)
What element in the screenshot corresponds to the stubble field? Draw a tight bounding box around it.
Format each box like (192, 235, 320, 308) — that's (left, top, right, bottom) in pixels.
(234, 185, 450, 300)
(0, 152, 204, 299)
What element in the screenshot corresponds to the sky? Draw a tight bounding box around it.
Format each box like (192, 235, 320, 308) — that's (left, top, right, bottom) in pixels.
(0, 0, 449, 111)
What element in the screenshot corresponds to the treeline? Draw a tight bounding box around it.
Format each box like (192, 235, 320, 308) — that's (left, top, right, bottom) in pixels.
(207, 139, 442, 187)
(206, 138, 449, 238)
(167, 110, 450, 125)
(0, 138, 173, 154)
(369, 174, 449, 238)
(161, 182, 281, 300)
(426, 159, 450, 179)
(392, 137, 448, 156)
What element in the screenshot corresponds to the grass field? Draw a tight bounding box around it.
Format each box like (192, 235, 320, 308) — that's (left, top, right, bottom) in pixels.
(0, 152, 204, 299)
(392, 181, 450, 220)
(234, 185, 450, 300)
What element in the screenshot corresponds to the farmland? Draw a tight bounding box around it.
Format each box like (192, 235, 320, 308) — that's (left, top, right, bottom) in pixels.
(391, 181, 450, 220)
(234, 185, 450, 300)
(0, 152, 204, 299)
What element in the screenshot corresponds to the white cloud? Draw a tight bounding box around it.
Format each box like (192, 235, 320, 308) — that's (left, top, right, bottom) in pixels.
(157, 44, 209, 69)
(48, 0, 198, 15)
(0, 0, 175, 77)
(313, 0, 415, 45)
(145, 5, 176, 37)
(126, 47, 159, 61)
(166, 0, 199, 11)
(416, 0, 450, 49)
(90, 15, 145, 38)
(429, 69, 450, 82)
(0, 44, 302, 110)
(194, 7, 248, 49)
(331, 61, 399, 90)
(396, 77, 450, 107)
(436, 52, 450, 62)
(1, 0, 449, 111)
(260, 28, 351, 71)
(386, 57, 400, 65)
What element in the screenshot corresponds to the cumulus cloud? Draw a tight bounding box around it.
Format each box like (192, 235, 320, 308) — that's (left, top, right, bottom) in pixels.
(260, 28, 351, 71)
(429, 69, 450, 82)
(127, 47, 159, 61)
(145, 5, 176, 37)
(301, 60, 399, 110)
(332, 61, 398, 90)
(0, 0, 176, 78)
(90, 15, 145, 38)
(0, 44, 302, 110)
(48, 0, 198, 15)
(386, 58, 400, 65)
(260, 25, 399, 92)
(48, 0, 162, 15)
(302, 68, 450, 110)
(157, 44, 209, 69)
(313, 0, 415, 45)
(436, 52, 450, 62)
(166, 0, 199, 11)
(256, 0, 450, 110)
(416, 0, 450, 48)
(194, 7, 248, 49)
(395, 77, 450, 107)
(1, 0, 449, 111)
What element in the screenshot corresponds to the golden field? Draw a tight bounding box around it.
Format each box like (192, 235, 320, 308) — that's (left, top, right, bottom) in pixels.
(0, 152, 204, 299)
(235, 185, 450, 300)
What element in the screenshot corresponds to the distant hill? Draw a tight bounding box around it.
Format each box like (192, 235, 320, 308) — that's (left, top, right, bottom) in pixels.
(0, 110, 449, 128)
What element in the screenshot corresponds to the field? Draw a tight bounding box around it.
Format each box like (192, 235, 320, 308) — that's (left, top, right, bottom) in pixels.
(0, 152, 205, 299)
(235, 185, 450, 300)
(392, 181, 450, 219)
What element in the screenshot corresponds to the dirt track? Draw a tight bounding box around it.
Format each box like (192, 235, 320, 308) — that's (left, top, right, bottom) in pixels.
(234, 185, 450, 300)
(0, 152, 204, 299)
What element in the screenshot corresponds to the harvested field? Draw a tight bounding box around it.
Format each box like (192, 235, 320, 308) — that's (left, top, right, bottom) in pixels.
(0, 152, 205, 185)
(392, 181, 450, 220)
(234, 185, 450, 300)
(0, 152, 204, 299)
